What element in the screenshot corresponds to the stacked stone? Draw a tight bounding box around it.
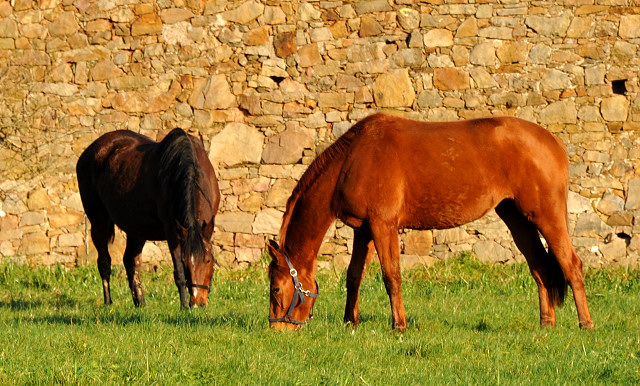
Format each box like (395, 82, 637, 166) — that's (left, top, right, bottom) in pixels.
(0, 1, 638, 269)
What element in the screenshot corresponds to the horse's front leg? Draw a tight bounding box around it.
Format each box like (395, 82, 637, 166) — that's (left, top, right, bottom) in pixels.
(371, 222, 407, 331)
(170, 247, 190, 309)
(123, 237, 147, 307)
(344, 230, 375, 326)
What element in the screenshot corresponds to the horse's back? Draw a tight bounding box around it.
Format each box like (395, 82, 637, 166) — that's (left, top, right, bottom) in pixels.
(77, 130, 153, 173)
(335, 114, 569, 229)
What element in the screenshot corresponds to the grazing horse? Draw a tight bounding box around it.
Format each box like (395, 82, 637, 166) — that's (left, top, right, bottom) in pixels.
(77, 128, 220, 308)
(268, 113, 593, 331)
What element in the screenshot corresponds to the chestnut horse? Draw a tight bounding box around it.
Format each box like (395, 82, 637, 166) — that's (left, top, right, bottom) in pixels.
(77, 128, 220, 309)
(268, 113, 593, 331)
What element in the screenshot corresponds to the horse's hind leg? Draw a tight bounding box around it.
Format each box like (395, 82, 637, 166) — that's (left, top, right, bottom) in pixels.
(78, 178, 115, 305)
(89, 218, 115, 305)
(533, 210, 593, 329)
(370, 220, 407, 331)
(496, 200, 560, 327)
(344, 229, 375, 326)
(123, 237, 146, 307)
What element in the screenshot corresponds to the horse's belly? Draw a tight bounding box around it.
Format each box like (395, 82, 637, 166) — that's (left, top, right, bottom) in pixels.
(400, 189, 502, 231)
(102, 196, 166, 241)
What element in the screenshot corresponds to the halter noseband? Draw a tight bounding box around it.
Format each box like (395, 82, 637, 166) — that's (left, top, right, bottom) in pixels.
(268, 253, 319, 326)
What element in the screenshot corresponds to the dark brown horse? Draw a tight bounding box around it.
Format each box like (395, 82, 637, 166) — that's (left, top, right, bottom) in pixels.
(268, 113, 593, 331)
(77, 128, 220, 308)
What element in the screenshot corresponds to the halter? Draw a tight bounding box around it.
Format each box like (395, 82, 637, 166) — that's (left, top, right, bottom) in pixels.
(268, 253, 319, 325)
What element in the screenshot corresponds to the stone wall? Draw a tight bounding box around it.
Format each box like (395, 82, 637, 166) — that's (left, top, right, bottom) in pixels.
(1, 0, 639, 270)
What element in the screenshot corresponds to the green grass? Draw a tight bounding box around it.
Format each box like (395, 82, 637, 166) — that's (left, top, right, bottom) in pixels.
(1, 254, 639, 384)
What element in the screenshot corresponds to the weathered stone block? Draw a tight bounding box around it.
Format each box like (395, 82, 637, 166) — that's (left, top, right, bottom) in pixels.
(252, 208, 283, 235)
(424, 29, 454, 48)
(188, 75, 235, 110)
(567, 17, 594, 38)
(397, 8, 420, 31)
(359, 15, 383, 37)
(568, 191, 593, 214)
(235, 247, 262, 263)
(131, 13, 162, 36)
(159, 8, 194, 24)
(470, 42, 496, 66)
(433, 68, 469, 91)
(601, 95, 629, 122)
(541, 69, 572, 92)
(209, 123, 264, 167)
(402, 230, 433, 255)
(373, 69, 416, 107)
(49, 12, 79, 36)
(600, 237, 627, 262)
(473, 240, 512, 263)
(456, 17, 477, 38)
(354, 0, 392, 15)
(58, 232, 83, 248)
(470, 67, 497, 89)
(0, 18, 19, 38)
(525, 14, 571, 37)
(91, 60, 124, 81)
(575, 212, 612, 238)
(265, 178, 297, 208)
(528, 44, 551, 64)
(298, 2, 321, 21)
(216, 212, 255, 234)
(297, 43, 322, 67)
(625, 178, 640, 210)
(434, 228, 469, 244)
(27, 188, 50, 210)
(19, 232, 50, 255)
(597, 192, 624, 215)
(262, 124, 315, 164)
(275, 31, 297, 57)
(478, 27, 512, 40)
(223, 1, 264, 24)
(264, 6, 287, 24)
(539, 100, 577, 124)
(496, 41, 528, 64)
(619, 15, 640, 39)
(244, 25, 270, 46)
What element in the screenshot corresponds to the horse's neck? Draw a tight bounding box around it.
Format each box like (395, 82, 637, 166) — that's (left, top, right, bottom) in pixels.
(283, 213, 334, 274)
(282, 177, 340, 275)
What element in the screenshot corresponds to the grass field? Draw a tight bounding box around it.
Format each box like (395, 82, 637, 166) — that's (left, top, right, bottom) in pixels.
(1, 253, 639, 384)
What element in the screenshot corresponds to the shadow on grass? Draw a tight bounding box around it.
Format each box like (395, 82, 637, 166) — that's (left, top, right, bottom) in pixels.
(29, 312, 147, 326)
(0, 299, 44, 310)
(0, 292, 86, 311)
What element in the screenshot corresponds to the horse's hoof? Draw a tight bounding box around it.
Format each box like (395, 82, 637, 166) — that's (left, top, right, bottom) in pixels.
(540, 318, 556, 328)
(579, 320, 594, 330)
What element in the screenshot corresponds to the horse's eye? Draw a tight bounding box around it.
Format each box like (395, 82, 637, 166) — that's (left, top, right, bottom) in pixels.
(271, 287, 280, 295)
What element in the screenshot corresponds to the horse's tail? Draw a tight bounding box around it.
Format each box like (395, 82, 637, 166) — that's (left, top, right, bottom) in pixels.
(545, 251, 568, 307)
(76, 146, 116, 245)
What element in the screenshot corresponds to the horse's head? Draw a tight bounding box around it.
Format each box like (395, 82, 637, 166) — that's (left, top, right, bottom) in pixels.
(267, 240, 318, 330)
(176, 219, 216, 307)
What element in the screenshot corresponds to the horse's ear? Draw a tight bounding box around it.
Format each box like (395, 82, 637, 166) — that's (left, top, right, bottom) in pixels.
(267, 240, 280, 261)
(175, 221, 188, 242)
(202, 219, 215, 238)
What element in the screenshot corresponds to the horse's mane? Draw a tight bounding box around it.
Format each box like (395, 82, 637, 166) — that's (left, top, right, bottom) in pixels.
(279, 114, 377, 246)
(157, 128, 205, 258)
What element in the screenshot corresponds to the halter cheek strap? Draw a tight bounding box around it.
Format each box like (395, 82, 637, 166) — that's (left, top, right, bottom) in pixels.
(268, 253, 319, 325)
